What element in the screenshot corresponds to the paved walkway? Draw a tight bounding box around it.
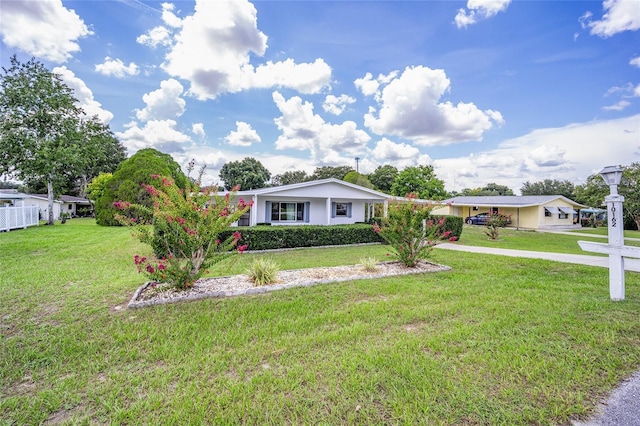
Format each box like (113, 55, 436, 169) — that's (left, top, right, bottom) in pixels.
(537, 229, 640, 243)
(435, 243, 640, 272)
(433, 242, 640, 426)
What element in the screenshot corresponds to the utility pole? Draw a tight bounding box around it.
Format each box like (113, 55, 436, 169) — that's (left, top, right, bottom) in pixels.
(355, 157, 360, 173)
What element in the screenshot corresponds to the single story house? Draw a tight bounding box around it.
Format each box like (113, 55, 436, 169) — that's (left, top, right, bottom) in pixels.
(226, 178, 391, 226)
(60, 195, 93, 217)
(431, 195, 588, 230)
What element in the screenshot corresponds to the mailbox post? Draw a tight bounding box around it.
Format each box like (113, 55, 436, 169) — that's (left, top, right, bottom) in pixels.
(600, 166, 625, 300)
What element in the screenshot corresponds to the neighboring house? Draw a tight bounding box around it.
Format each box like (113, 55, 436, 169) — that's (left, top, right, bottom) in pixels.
(0, 190, 62, 220)
(226, 178, 392, 226)
(431, 195, 587, 230)
(60, 195, 93, 217)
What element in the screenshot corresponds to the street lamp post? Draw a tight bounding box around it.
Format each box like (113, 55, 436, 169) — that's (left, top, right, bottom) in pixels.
(600, 166, 625, 300)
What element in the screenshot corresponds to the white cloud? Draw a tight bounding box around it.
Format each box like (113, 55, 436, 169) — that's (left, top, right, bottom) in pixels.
(528, 145, 567, 167)
(137, 26, 173, 48)
(272, 91, 370, 164)
(0, 0, 92, 63)
(154, 0, 331, 100)
(454, 0, 512, 29)
(354, 73, 380, 96)
(323, 94, 356, 115)
(635, 84, 640, 97)
(135, 79, 186, 121)
(224, 121, 261, 146)
(52, 66, 113, 124)
(630, 56, 640, 68)
(434, 114, 640, 193)
(161, 2, 183, 28)
(116, 119, 192, 153)
(370, 138, 432, 169)
(94, 57, 139, 78)
(363, 66, 503, 145)
(602, 100, 631, 111)
(192, 122, 205, 139)
(580, 0, 640, 38)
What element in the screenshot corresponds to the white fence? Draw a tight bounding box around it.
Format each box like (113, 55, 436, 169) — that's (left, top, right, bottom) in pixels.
(0, 206, 39, 232)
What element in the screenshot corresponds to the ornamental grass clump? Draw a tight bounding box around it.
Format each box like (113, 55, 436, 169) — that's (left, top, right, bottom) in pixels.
(245, 257, 280, 286)
(114, 169, 251, 290)
(373, 195, 453, 267)
(360, 256, 379, 272)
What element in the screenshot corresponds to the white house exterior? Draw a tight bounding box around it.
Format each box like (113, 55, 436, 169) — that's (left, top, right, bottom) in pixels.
(60, 195, 92, 217)
(226, 179, 392, 226)
(0, 191, 62, 221)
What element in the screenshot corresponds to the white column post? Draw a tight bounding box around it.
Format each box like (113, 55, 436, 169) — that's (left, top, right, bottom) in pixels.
(606, 193, 625, 300)
(251, 195, 258, 225)
(326, 197, 332, 225)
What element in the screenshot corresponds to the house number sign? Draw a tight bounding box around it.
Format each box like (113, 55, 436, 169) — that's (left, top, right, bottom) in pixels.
(610, 205, 617, 227)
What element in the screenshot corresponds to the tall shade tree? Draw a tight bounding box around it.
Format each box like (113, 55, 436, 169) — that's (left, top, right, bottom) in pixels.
(573, 163, 640, 230)
(271, 170, 308, 186)
(521, 179, 575, 199)
(0, 56, 85, 224)
(391, 165, 447, 200)
(621, 163, 640, 230)
(343, 171, 374, 189)
(309, 165, 354, 181)
(368, 165, 398, 193)
(22, 116, 126, 197)
(219, 157, 271, 190)
(457, 183, 515, 196)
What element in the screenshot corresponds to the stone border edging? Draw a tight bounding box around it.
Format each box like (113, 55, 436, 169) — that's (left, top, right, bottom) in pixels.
(127, 261, 451, 309)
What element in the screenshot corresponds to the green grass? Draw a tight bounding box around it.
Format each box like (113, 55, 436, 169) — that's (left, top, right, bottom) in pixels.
(455, 225, 640, 254)
(1, 219, 639, 424)
(569, 227, 640, 239)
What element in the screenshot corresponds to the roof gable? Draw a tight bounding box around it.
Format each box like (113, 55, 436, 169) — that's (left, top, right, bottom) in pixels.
(232, 179, 391, 200)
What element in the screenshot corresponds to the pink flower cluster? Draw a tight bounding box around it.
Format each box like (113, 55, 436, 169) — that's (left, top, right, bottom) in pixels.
(113, 201, 131, 210)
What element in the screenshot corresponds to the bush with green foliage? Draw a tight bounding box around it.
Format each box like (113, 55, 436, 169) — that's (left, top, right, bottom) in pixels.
(115, 175, 250, 290)
(96, 148, 189, 226)
(373, 197, 456, 267)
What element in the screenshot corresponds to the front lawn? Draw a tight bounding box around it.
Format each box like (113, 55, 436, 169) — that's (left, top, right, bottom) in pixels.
(1, 219, 639, 424)
(455, 224, 640, 253)
(569, 227, 640, 239)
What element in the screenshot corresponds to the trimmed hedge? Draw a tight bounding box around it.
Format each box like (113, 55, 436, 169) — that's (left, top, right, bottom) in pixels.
(219, 224, 384, 251)
(217, 215, 464, 251)
(437, 215, 463, 240)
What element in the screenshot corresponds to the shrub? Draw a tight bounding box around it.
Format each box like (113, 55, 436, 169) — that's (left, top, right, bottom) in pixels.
(245, 257, 280, 286)
(485, 212, 512, 240)
(373, 197, 449, 267)
(115, 174, 251, 290)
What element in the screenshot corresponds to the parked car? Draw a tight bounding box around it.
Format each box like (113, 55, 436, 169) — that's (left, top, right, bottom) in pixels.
(465, 212, 511, 226)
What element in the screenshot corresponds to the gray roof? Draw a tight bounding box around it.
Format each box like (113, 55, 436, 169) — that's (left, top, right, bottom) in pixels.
(444, 195, 587, 208)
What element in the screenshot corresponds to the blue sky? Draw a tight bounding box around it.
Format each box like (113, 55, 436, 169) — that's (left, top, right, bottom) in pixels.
(1, 0, 639, 193)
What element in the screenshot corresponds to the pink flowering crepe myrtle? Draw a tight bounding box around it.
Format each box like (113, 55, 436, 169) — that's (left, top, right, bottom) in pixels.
(114, 174, 251, 289)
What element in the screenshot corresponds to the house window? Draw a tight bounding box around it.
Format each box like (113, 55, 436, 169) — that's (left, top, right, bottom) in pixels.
(331, 202, 352, 218)
(270, 202, 306, 222)
(490, 207, 499, 214)
(335, 203, 349, 216)
(544, 206, 559, 217)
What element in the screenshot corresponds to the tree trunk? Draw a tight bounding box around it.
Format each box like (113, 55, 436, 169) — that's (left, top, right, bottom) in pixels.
(47, 175, 54, 225)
